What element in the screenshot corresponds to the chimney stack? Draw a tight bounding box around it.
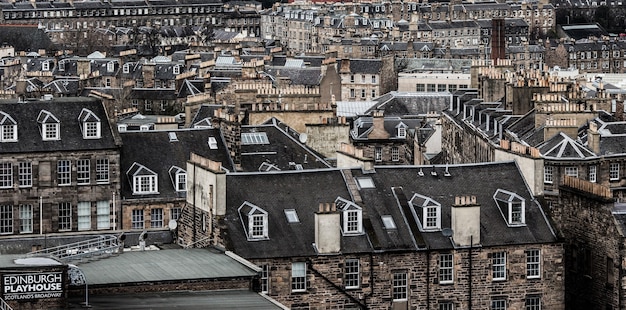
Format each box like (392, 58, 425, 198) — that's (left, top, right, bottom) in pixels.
(587, 121, 600, 155)
(315, 203, 340, 254)
(451, 195, 480, 247)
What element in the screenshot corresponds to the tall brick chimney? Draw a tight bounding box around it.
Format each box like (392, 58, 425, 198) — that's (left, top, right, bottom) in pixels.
(451, 195, 480, 247)
(587, 121, 600, 155)
(315, 203, 340, 254)
(367, 110, 390, 140)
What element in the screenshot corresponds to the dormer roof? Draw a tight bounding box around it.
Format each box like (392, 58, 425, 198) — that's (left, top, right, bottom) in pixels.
(537, 132, 596, 159)
(0, 97, 116, 153)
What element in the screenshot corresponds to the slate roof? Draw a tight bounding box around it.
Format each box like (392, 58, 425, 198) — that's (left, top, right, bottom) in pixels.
(366, 91, 452, 116)
(189, 104, 222, 127)
(0, 97, 117, 154)
(240, 118, 332, 172)
(338, 59, 382, 75)
(0, 25, 55, 52)
(222, 161, 558, 259)
(119, 128, 234, 200)
(264, 67, 322, 86)
(350, 116, 421, 141)
(537, 132, 596, 159)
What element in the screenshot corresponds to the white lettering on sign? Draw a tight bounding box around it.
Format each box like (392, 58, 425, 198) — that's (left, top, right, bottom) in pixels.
(2, 272, 63, 300)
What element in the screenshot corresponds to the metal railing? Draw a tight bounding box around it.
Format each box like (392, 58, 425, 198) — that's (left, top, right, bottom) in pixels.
(0, 297, 12, 310)
(26, 235, 121, 263)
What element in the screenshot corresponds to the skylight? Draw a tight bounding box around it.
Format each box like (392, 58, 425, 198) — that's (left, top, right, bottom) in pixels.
(241, 132, 269, 145)
(284, 209, 300, 223)
(356, 177, 375, 189)
(381, 215, 396, 229)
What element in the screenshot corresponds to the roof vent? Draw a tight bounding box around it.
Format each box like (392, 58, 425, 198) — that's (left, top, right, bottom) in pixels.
(444, 165, 451, 177)
(418, 168, 424, 177)
(430, 166, 437, 176)
(168, 132, 178, 142)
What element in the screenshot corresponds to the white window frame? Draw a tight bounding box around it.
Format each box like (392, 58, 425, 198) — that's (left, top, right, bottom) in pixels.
(439, 253, 454, 284)
(134, 175, 158, 194)
(58, 202, 72, 231)
(123, 63, 130, 74)
(0, 162, 12, 189)
(176, 172, 186, 191)
(391, 146, 400, 162)
(492, 252, 507, 281)
(564, 166, 578, 177)
(18, 161, 32, 188)
(525, 296, 541, 310)
(392, 272, 408, 301)
(375, 146, 382, 162)
(344, 209, 362, 234)
(424, 205, 441, 230)
(107, 61, 115, 72)
(526, 249, 541, 279)
(249, 213, 268, 239)
(43, 123, 60, 140)
(131, 209, 144, 229)
(42, 61, 50, 71)
(0, 205, 12, 234)
(344, 259, 360, 289)
(0, 111, 17, 142)
(77, 159, 90, 185)
(38, 110, 60, 141)
(170, 208, 181, 221)
(589, 165, 597, 183)
(492, 299, 507, 310)
(77, 202, 91, 231)
(261, 265, 270, 293)
(291, 262, 306, 292)
(96, 201, 110, 229)
(543, 166, 553, 184)
(151, 208, 163, 228)
(19, 204, 32, 233)
(96, 158, 109, 184)
(610, 163, 620, 181)
(57, 160, 71, 186)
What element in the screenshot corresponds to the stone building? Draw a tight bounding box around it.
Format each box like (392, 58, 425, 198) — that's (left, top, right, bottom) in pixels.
(0, 0, 261, 52)
(550, 176, 623, 310)
(0, 97, 121, 236)
(180, 156, 564, 309)
(118, 126, 233, 235)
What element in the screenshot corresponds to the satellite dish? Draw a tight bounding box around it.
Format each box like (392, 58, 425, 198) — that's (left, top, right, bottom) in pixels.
(299, 133, 308, 144)
(442, 228, 453, 237)
(168, 219, 178, 230)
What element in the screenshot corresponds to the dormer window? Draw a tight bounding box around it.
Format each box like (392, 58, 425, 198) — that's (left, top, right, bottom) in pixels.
(208, 137, 218, 149)
(335, 197, 363, 235)
(238, 202, 269, 240)
(126, 163, 158, 195)
(123, 63, 130, 74)
(409, 193, 441, 231)
(107, 61, 115, 72)
(168, 166, 186, 192)
(0, 111, 17, 142)
(78, 108, 101, 139)
(493, 189, 526, 226)
(173, 65, 180, 75)
(42, 61, 50, 71)
(37, 110, 60, 141)
(58, 60, 65, 72)
(397, 123, 407, 138)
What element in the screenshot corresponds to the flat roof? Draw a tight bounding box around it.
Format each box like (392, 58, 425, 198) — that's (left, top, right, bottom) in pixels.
(78, 248, 259, 286)
(68, 289, 286, 309)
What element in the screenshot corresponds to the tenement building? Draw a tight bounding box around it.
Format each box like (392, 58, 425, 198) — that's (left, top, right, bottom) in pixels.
(0, 97, 120, 237)
(181, 155, 564, 309)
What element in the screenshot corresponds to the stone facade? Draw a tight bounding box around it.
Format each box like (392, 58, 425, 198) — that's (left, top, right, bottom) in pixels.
(549, 176, 623, 310)
(248, 244, 564, 309)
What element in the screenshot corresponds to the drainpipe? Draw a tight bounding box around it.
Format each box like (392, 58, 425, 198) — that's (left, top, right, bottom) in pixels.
(192, 163, 197, 247)
(469, 235, 473, 310)
(426, 250, 431, 310)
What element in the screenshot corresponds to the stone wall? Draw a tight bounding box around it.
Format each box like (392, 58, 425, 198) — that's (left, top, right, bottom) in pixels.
(305, 122, 350, 160)
(248, 111, 335, 133)
(550, 178, 621, 310)
(441, 113, 495, 164)
(249, 245, 564, 309)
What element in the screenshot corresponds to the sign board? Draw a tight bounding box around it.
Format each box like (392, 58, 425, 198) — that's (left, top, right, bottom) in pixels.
(2, 272, 63, 301)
